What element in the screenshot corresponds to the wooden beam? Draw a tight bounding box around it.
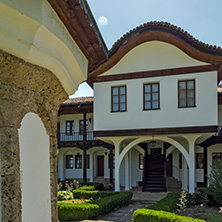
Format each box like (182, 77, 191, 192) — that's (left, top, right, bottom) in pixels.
(109, 149, 113, 185)
(204, 147, 208, 187)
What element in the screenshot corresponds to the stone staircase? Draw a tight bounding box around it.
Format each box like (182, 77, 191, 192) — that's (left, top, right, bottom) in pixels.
(166, 177, 182, 192)
(143, 156, 166, 192)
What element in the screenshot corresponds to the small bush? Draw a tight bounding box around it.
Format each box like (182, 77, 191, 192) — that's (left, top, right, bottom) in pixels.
(58, 191, 132, 221)
(104, 185, 113, 190)
(57, 191, 73, 201)
(146, 193, 180, 212)
(79, 186, 95, 191)
(73, 190, 116, 199)
(133, 209, 205, 222)
(186, 192, 209, 207)
(208, 161, 222, 205)
(199, 188, 217, 207)
(80, 182, 104, 190)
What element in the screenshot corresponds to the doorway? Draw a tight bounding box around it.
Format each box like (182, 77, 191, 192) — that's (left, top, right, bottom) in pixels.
(97, 156, 104, 176)
(167, 153, 173, 177)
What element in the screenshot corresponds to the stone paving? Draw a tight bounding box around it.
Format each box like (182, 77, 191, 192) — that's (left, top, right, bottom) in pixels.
(81, 190, 167, 222)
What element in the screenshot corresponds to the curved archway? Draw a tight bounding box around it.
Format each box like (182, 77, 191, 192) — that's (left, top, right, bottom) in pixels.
(117, 136, 190, 170)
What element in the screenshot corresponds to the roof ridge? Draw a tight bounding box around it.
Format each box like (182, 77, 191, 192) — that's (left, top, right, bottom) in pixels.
(109, 21, 222, 55)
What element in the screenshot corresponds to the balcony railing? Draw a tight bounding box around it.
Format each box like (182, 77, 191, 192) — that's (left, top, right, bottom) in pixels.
(58, 131, 97, 142)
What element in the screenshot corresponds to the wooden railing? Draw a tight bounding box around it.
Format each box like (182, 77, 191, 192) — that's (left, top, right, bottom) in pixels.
(58, 131, 97, 142)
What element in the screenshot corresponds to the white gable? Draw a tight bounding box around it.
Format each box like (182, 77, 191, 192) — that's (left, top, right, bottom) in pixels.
(101, 41, 209, 76)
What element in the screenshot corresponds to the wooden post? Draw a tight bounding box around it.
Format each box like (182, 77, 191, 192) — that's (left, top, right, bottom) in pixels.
(83, 112, 87, 183)
(204, 146, 208, 187)
(109, 149, 113, 185)
(83, 148, 87, 183)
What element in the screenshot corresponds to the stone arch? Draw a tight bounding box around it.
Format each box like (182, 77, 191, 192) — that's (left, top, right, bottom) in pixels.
(117, 136, 190, 170)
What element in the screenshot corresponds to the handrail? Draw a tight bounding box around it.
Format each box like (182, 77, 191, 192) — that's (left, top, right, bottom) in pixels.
(58, 131, 97, 142)
(172, 164, 182, 181)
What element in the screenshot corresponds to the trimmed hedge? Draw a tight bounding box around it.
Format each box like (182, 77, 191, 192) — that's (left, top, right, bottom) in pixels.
(80, 182, 104, 191)
(58, 191, 132, 221)
(146, 193, 180, 212)
(73, 190, 116, 199)
(133, 209, 205, 222)
(78, 186, 95, 191)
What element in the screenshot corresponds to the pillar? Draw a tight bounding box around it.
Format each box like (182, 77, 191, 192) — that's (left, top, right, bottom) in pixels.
(182, 156, 188, 191)
(114, 140, 121, 192)
(129, 150, 132, 189)
(109, 149, 113, 185)
(204, 146, 208, 187)
(125, 152, 129, 190)
(83, 149, 87, 183)
(89, 152, 93, 182)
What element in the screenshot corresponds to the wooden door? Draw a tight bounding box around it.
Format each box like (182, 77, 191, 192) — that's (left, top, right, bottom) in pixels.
(167, 153, 173, 177)
(97, 156, 104, 176)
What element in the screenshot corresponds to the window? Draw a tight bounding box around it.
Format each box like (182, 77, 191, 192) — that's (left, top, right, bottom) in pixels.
(212, 152, 222, 165)
(109, 154, 115, 168)
(196, 153, 204, 169)
(179, 153, 182, 169)
(111, 86, 126, 112)
(79, 120, 88, 135)
(66, 155, 73, 169)
(75, 154, 82, 169)
(66, 121, 74, 135)
(178, 79, 195, 108)
(144, 83, 160, 110)
(139, 154, 144, 169)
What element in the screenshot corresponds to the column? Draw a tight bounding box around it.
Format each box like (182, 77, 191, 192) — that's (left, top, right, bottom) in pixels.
(188, 138, 196, 193)
(109, 149, 113, 185)
(83, 112, 87, 183)
(89, 152, 93, 182)
(182, 156, 188, 191)
(129, 150, 132, 189)
(204, 147, 208, 187)
(83, 149, 87, 183)
(114, 141, 121, 192)
(125, 152, 129, 190)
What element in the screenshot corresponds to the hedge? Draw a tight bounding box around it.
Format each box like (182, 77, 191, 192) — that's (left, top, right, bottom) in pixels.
(73, 190, 116, 199)
(133, 209, 205, 222)
(80, 182, 104, 191)
(146, 193, 180, 212)
(58, 191, 132, 221)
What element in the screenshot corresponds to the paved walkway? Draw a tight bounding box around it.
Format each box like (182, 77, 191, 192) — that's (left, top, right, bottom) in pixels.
(81, 190, 167, 222)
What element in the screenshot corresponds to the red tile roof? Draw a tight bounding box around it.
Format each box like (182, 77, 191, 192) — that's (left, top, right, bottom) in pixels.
(62, 96, 93, 105)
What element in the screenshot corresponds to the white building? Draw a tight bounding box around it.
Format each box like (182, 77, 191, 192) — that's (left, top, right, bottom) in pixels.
(58, 22, 222, 194)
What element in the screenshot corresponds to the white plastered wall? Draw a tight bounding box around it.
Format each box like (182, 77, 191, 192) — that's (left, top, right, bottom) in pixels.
(94, 71, 217, 131)
(0, 0, 88, 95)
(19, 113, 51, 222)
(101, 41, 208, 76)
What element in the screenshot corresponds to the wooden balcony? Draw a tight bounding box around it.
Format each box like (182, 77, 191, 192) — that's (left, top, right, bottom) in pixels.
(57, 131, 113, 149)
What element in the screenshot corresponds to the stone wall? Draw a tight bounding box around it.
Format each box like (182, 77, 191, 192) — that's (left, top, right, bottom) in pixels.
(0, 49, 68, 221)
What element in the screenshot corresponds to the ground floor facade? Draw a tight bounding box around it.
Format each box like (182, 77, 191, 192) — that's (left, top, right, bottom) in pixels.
(58, 132, 222, 193)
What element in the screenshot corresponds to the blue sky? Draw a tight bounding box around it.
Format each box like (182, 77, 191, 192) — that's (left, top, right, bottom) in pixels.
(72, 0, 222, 98)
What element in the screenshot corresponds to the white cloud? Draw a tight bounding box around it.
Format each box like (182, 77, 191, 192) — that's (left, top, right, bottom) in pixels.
(98, 16, 108, 26)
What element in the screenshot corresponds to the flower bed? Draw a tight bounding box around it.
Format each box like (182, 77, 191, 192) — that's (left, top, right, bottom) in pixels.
(58, 191, 133, 221)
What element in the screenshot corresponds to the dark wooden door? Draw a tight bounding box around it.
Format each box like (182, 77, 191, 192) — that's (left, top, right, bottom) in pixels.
(97, 156, 104, 176)
(167, 153, 173, 177)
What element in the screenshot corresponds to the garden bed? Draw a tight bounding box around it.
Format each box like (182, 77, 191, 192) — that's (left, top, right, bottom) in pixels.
(58, 191, 133, 221)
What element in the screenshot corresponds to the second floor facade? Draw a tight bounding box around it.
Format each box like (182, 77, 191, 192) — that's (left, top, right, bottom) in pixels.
(90, 23, 222, 136)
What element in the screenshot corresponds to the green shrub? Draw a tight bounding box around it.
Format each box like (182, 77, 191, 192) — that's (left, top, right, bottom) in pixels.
(133, 209, 205, 222)
(208, 161, 222, 205)
(79, 186, 95, 191)
(73, 190, 116, 199)
(57, 191, 73, 201)
(58, 191, 132, 221)
(80, 182, 104, 190)
(146, 193, 180, 212)
(199, 188, 217, 207)
(104, 185, 113, 190)
(186, 192, 209, 207)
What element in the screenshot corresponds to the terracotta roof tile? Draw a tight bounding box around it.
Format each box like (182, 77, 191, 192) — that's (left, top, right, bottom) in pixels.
(62, 96, 93, 105)
(109, 21, 222, 55)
